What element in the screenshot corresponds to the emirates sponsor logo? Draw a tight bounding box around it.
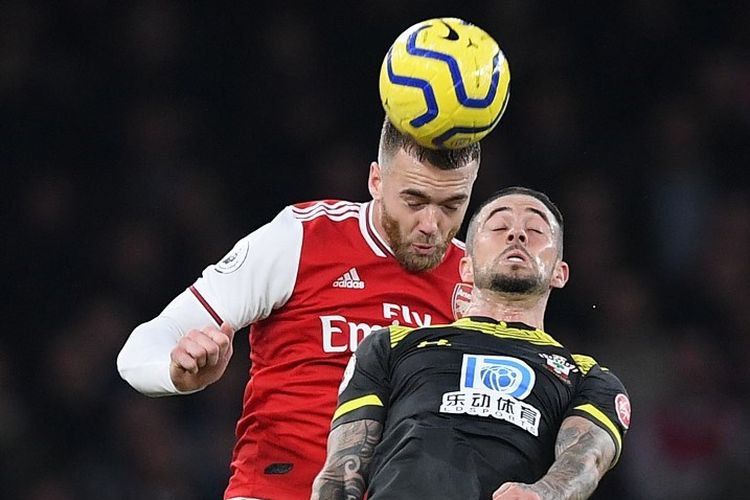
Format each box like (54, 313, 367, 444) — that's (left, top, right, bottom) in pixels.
(320, 303, 433, 353)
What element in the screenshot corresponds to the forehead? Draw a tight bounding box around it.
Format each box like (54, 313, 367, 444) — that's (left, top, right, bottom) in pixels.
(481, 194, 556, 225)
(386, 149, 478, 192)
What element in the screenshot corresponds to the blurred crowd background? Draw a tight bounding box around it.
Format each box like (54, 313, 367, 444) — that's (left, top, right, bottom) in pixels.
(3, 2, 749, 499)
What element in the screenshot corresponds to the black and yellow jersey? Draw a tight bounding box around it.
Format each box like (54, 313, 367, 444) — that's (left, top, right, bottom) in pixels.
(332, 316, 631, 500)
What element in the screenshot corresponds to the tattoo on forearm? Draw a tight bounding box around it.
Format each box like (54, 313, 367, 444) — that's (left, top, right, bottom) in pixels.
(311, 419, 383, 500)
(529, 416, 616, 500)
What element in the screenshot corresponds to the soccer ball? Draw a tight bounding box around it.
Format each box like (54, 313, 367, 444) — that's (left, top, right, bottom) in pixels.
(379, 18, 510, 149)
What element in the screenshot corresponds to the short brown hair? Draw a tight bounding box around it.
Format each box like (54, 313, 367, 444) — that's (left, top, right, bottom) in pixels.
(465, 187, 564, 256)
(378, 118, 481, 170)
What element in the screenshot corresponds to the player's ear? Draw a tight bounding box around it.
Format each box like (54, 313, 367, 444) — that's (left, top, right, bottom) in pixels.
(550, 260, 569, 289)
(459, 255, 474, 284)
(368, 161, 382, 200)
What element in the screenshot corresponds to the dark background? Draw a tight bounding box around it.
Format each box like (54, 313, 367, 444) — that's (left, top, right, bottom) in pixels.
(3, 2, 749, 499)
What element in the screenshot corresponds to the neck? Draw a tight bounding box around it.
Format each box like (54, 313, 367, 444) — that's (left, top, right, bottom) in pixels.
(462, 288, 550, 330)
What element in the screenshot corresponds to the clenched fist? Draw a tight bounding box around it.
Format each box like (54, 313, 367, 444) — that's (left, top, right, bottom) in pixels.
(493, 483, 542, 500)
(169, 322, 236, 392)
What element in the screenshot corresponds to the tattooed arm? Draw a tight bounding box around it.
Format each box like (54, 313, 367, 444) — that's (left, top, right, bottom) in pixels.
(492, 416, 617, 500)
(311, 419, 383, 500)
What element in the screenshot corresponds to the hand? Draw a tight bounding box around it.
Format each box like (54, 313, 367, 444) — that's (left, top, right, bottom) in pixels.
(493, 482, 541, 500)
(169, 322, 236, 391)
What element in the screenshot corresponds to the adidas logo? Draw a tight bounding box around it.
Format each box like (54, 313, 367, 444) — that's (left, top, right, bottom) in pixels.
(332, 267, 366, 289)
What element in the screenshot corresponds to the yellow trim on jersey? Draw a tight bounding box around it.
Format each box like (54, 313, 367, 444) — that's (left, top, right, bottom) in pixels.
(571, 354, 610, 374)
(333, 394, 384, 421)
(573, 403, 622, 467)
(390, 323, 455, 348)
(572, 354, 597, 374)
(389, 325, 417, 347)
(453, 317, 562, 347)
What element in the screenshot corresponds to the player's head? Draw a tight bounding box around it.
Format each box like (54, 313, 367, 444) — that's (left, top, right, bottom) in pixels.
(461, 187, 568, 297)
(369, 118, 481, 272)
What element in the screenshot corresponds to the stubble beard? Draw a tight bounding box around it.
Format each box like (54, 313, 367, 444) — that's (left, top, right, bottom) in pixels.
(381, 206, 454, 273)
(475, 260, 546, 297)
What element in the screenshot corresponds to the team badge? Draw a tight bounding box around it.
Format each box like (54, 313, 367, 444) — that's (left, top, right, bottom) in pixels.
(451, 283, 473, 319)
(615, 393, 631, 429)
(215, 239, 249, 274)
(539, 353, 577, 384)
(440, 354, 541, 436)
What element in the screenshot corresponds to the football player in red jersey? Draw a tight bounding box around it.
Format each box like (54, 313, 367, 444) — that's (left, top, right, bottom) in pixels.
(117, 118, 482, 500)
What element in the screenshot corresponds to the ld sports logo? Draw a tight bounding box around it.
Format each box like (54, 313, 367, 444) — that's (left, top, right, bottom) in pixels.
(461, 355, 536, 398)
(440, 355, 542, 435)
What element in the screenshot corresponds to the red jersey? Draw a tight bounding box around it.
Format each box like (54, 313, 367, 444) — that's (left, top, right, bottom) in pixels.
(180, 200, 469, 499)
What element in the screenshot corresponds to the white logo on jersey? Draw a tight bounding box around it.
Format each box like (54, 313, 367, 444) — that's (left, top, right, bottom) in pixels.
(321, 302, 433, 353)
(440, 355, 541, 436)
(215, 239, 249, 274)
(332, 267, 365, 289)
(615, 393, 631, 429)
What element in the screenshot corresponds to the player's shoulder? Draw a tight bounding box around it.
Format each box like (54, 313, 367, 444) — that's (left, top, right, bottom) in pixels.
(357, 324, 422, 354)
(572, 353, 620, 374)
(571, 353, 626, 385)
(353, 325, 394, 358)
(571, 353, 601, 375)
(290, 199, 363, 223)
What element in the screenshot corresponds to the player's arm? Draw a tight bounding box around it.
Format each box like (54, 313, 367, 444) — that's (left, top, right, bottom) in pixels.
(494, 359, 630, 500)
(117, 206, 302, 396)
(311, 328, 393, 499)
(311, 419, 383, 500)
(116, 292, 232, 396)
(493, 415, 615, 500)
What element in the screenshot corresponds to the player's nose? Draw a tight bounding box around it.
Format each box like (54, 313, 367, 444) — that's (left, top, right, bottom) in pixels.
(416, 206, 440, 235)
(506, 226, 527, 244)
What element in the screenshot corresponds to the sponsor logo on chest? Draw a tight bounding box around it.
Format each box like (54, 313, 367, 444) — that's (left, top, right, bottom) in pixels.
(320, 302, 433, 353)
(440, 354, 542, 436)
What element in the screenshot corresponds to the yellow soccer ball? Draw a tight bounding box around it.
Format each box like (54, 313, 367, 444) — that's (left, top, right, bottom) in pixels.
(379, 18, 511, 149)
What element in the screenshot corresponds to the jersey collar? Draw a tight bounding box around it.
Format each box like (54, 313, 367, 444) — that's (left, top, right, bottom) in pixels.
(460, 316, 538, 331)
(359, 201, 394, 258)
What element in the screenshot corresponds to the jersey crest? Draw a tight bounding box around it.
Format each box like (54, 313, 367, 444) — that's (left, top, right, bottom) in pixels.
(451, 283, 473, 319)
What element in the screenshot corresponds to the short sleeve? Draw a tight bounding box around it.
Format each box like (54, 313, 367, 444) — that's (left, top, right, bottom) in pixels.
(331, 328, 393, 428)
(566, 360, 631, 467)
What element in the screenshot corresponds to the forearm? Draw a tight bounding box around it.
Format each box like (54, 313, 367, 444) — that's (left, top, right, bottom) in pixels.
(117, 316, 187, 396)
(117, 287, 224, 395)
(529, 417, 614, 500)
(528, 445, 602, 499)
(311, 419, 383, 500)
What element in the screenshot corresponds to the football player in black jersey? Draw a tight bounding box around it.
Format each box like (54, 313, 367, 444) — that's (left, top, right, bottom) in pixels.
(312, 187, 631, 500)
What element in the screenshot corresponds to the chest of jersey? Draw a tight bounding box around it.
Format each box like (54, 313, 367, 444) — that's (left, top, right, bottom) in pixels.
(251, 209, 465, 363)
(388, 326, 580, 437)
